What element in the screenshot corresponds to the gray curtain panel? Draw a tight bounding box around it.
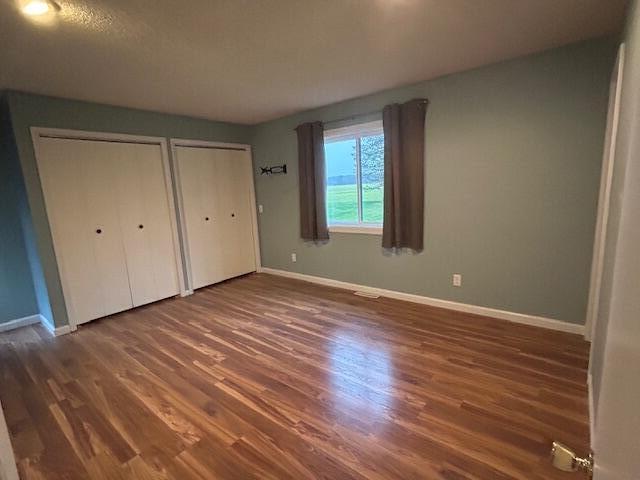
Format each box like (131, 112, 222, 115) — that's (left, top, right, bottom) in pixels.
(296, 121, 329, 241)
(382, 99, 428, 250)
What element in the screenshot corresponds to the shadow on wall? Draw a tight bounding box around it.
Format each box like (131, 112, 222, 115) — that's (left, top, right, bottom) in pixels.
(0, 92, 52, 328)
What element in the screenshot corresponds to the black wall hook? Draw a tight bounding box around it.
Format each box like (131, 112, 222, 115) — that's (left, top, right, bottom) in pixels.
(260, 164, 287, 175)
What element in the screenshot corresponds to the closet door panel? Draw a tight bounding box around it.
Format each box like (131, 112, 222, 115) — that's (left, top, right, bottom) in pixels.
(79, 142, 134, 317)
(111, 145, 154, 306)
(177, 147, 205, 289)
(209, 150, 236, 281)
(202, 148, 230, 283)
(214, 149, 256, 280)
(134, 144, 180, 302)
(37, 139, 104, 324)
(177, 147, 218, 289)
(112, 143, 179, 306)
(226, 150, 256, 277)
(199, 149, 225, 285)
(37, 138, 133, 324)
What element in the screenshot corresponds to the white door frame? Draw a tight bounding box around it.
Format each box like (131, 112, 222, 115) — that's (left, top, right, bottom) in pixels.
(169, 138, 262, 294)
(31, 127, 187, 330)
(0, 400, 19, 480)
(584, 44, 625, 343)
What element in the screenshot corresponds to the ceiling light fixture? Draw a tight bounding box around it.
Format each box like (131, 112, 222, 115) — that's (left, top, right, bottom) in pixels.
(21, 0, 59, 17)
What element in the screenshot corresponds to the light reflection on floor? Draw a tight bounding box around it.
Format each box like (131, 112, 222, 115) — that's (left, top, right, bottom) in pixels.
(328, 330, 395, 429)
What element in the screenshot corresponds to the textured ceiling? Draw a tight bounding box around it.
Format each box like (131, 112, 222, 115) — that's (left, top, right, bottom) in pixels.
(0, 0, 628, 124)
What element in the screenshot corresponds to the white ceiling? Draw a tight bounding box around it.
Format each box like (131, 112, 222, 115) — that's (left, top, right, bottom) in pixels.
(0, 0, 628, 125)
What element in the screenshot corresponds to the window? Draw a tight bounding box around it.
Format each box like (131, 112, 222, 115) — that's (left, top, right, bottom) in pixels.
(324, 120, 384, 233)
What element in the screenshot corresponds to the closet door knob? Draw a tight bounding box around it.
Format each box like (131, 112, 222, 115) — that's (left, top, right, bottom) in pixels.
(138, 224, 144, 229)
(205, 217, 210, 221)
(96, 228, 102, 234)
(231, 213, 235, 218)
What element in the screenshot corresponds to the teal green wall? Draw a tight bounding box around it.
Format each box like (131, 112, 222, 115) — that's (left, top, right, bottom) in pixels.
(7, 91, 253, 327)
(0, 94, 39, 324)
(251, 37, 617, 325)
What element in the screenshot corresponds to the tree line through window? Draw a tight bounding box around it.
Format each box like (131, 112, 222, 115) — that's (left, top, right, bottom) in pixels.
(324, 122, 384, 227)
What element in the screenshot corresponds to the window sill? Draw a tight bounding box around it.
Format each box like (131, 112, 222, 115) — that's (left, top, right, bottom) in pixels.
(329, 225, 382, 235)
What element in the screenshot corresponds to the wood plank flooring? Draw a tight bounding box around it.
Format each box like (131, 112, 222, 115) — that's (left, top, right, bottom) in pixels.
(0, 273, 590, 479)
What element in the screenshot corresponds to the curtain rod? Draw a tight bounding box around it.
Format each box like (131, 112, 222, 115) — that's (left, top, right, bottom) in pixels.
(293, 99, 428, 131)
(322, 108, 383, 128)
(292, 109, 380, 131)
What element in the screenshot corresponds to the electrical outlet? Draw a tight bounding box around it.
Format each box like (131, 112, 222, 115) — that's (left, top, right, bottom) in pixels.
(452, 274, 462, 287)
(291, 253, 297, 263)
(258, 204, 264, 214)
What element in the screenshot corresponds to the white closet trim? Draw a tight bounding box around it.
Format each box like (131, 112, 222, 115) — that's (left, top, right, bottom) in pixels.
(169, 138, 262, 294)
(31, 127, 188, 330)
(170, 138, 251, 150)
(32, 127, 169, 145)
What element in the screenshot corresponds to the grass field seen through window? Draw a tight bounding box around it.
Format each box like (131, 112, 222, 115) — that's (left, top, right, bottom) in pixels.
(327, 183, 383, 223)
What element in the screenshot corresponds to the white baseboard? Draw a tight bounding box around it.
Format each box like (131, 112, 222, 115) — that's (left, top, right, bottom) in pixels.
(39, 315, 73, 336)
(258, 267, 585, 335)
(588, 372, 595, 442)
(0, 314, 41, 333)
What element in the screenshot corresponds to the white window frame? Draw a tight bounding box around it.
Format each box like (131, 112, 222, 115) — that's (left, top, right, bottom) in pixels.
(324, 120, 384, 235)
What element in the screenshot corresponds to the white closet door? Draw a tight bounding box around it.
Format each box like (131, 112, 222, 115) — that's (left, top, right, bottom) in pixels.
(176, 147, 224, 289)
(176, 146, 256, 290)
(37, 138, 133, 325)
(201, 150, 226, 285)
(175, 147, 205, 288)
(218, 149, 256, 279)
(82, 142, 136, 317)
(111, 143, 180, 306)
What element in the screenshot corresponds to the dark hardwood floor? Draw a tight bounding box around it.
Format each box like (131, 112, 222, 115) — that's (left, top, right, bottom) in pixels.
(0, 273, 590, 479)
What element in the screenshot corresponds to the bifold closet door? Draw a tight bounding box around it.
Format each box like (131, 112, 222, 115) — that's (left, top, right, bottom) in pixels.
(216, 149, 257, 279)
(176, 147, 225, 289)
(111, 143, 180, 306)
(37, 138, 133, 324)
(37, 136, 181, 326)
(175, 146, 256, 290)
